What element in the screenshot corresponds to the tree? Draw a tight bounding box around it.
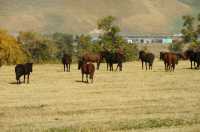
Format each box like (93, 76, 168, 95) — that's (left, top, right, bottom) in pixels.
(52, 33, 74, 58)
(0, 29, 27, 64)
(181, 15, 197, 43)
(98, 16, 120, 48)
(17, 31, 58, 63)
(97, 16, 138, 61)
(76, 34, 93, 56)
(168, 42, 183, 52)
(197, 14, 200, 34)
(181, 14, 200, 43)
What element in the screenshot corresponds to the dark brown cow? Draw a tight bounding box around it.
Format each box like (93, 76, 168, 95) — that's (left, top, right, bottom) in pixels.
(81, 52, 103, 70)
(62, 54, 72, 72)
(139, 50, 155, 70)
(78, 60, 95, 83)
(163, 52, 178, 72)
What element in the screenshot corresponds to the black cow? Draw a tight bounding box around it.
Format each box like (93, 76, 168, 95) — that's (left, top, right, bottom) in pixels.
(15, 63, 33, 84)
(184, 49, 197, 69)
(139, 50, 155, 70)
(102, 51, 125, 71)
(62, 54, 72, 72)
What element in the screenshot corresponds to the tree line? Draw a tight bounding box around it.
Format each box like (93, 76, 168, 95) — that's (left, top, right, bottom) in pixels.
(0, 14, 200, 65)
(0, 16, 138, 65)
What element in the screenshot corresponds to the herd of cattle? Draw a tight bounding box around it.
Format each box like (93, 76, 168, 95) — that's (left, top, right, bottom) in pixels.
(13, 48, 200, 84)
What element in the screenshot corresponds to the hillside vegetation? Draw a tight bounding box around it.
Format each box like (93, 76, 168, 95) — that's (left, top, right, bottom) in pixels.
(0, 0, 198, 34)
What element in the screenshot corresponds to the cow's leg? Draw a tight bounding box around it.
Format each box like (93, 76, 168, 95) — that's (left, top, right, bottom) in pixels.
(86, 74, 88, 83)
(191, 61, 193, 69)
(173, 64, 175, 72)
(120, 63, 122, 71)
(142, 61, 144, 70)
(107, 63, 109, 71)
(166, 63, 168, 71)
(90, 73, 94, 83)
(27, 74, 29, 84)
(24, 75, 26, 83)
(69, 64, 70, 72)
(111, 64, 114, 71)
(64, 64, 65, 72)
(96, 62, 99, 70)
(148, 63, 150, 70)
(145, 62, 147, 70)
(97, 62, 100, 70)
(82, 73, 84, 82)
(115, 64, 119, 71)
(67, 64, 69, 72)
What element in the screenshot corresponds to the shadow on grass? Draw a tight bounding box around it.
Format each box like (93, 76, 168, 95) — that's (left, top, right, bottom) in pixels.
(8, 82, 18, 85)
(75, 80, 89, 84)
(182, 67, 198, 70)
(9, 82, 29, 85)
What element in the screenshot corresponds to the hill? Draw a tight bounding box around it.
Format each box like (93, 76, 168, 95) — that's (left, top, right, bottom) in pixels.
(0, 0, 198, 34)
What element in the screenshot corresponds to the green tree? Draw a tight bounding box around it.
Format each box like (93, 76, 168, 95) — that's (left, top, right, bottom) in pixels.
(97, 16, 138, 61)
(76, 34, 93, 56)
(52, 33, 74, 58)
(181, 15, 197, 43)
(168, 42, 183, 52)
(98, 16, 121, 48)
(181, 14, 200, 43)
(17, 31, 58, 63)
(197, 14, 200, 34)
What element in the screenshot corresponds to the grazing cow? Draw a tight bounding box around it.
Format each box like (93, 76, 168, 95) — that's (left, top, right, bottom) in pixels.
(62, 54, 72, 72)
(139, 51, 155, 70)
(15, 63, 33, 84)
(81, 52, 104, 70)
(184, 49, 197, 69)
(163, 52, 178, 72)
(78, 60, 95, 83)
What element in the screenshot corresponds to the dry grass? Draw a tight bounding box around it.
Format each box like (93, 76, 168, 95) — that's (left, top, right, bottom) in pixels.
(0, 60, 200, 132)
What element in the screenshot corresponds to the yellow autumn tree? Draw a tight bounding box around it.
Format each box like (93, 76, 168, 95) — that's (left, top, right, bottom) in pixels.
(0, 29, 27, 65)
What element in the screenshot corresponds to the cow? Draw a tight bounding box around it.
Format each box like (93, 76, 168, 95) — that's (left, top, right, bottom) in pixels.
(15, 63, 33, 84)
(139, 50, 155, 70)
(62, 54, 72, 72)
(184, 49, 197, 69)
(81, 52, 104, 70)
(102, 49, 125, 71)
(163, 52, 178, 72)
(78, 60, 95, 83)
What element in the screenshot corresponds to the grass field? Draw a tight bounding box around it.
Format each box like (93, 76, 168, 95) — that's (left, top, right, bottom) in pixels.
(0, 60, 200, 132)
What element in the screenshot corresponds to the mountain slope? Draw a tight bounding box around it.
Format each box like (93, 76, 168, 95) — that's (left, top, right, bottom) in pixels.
(0, 0, 196, 34)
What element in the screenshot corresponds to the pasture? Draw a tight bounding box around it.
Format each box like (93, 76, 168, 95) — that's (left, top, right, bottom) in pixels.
(0, 60, 200, 132)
